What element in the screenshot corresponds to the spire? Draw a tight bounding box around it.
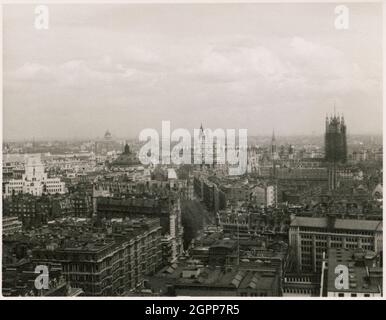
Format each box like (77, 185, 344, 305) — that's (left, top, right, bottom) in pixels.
(123, 141, 130, 154)
(271, 129, 277, 158)
(199, 123, 205, 139)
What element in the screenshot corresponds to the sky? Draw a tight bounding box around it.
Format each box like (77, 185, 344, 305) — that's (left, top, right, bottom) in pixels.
(3, 3, 383, 140)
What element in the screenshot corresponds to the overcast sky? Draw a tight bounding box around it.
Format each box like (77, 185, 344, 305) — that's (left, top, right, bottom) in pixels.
(3, 3, 383, 140)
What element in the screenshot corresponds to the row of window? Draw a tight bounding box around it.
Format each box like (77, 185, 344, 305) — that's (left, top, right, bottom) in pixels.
(298, 229, 375, 236)
(337, 293, 371, 297)
(284, 288, 313, 295)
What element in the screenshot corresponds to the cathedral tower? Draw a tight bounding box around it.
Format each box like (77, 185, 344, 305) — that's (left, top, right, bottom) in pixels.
(325, 113, 347, 163)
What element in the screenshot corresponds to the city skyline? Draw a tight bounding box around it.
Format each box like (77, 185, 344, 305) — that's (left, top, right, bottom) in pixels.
(3, 3, 383, 140)
(2, 129, 383, 144)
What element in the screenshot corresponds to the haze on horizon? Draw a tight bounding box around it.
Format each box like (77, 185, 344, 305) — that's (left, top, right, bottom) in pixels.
(3, 3, 383, 141)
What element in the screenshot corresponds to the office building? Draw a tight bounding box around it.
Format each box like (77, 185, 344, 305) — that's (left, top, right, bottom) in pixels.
(289, 215, 382, 272)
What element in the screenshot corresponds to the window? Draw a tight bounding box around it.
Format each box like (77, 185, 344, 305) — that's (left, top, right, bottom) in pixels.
(338, 293, 344, 297)
(351, 293, 357, 297)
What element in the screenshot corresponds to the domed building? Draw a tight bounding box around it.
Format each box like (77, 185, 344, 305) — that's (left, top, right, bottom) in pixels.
(94, 130, 121, 155)
(104, 130, 112, 140)
(110, 143, 141, 169)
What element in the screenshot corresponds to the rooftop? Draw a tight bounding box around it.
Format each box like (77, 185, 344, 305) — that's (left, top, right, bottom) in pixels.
(327, 248, 382, 294)
(290, 216, 382, 232)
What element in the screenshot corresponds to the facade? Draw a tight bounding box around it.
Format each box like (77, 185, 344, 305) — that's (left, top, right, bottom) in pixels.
(282, 274, 320, 297)
(253, 184, 277, 207)
(93, 172, 192, 201)
(2, 216, 22, 236)
(193, 124, 227, 168)
(193, 175, 226, 212)
(194, 175, 277, 210)
(3, 195, 52, 229)
(325, 115, 347, 163)
(218, 210, 288, 240)
(289, 215, 382, 272)
(69, 192, 93, 217)
(32, 218, 163, 296)
(3, 193, 92, 229)
(247, 147, 259, 173)
(96, 195, 183, 262)
(4, 155, 66, 198)
(276, 167, 328, 181)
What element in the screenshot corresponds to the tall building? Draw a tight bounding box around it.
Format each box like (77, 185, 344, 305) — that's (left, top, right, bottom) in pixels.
(289, 215, 382, 273)
(199, 124, 206, 165)
(194, 124, 226, 168)
(96, 195, 183, 262)
(325, 114, 347, 163)
(31, 218, 163, 296)
(3, 195, 52, 229)
(195, 123, 212, 167)
(271, 130, 279, 160)
(4, 155, 66, 198)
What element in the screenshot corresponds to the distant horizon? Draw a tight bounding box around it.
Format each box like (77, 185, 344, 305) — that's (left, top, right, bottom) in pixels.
(3, 131, 383, 144)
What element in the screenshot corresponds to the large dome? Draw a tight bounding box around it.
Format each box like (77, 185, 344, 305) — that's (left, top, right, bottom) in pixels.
(104, 130, 112, 140)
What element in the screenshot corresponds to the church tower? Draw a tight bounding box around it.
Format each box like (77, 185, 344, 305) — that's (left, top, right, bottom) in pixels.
(325, 109, 347, 191)
(325, 112, 347, 163)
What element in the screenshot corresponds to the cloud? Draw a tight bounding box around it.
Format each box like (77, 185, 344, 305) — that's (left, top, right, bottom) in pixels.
(123, 46, 161, 66)
(183, 44, 290, 85)
(9, 36, 378, 101)
(13, 63, 53, 82)
(10, 56, 162, 90)
(288, 37, 359, 81)
(4, 34, 382, 138)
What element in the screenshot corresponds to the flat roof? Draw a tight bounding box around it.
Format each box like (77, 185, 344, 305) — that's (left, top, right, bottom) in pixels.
(327, 248, 382, 294)
(290, 216, 382, 232)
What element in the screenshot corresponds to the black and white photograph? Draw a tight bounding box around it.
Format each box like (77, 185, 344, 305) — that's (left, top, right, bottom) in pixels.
(1, 1, 383, 302)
